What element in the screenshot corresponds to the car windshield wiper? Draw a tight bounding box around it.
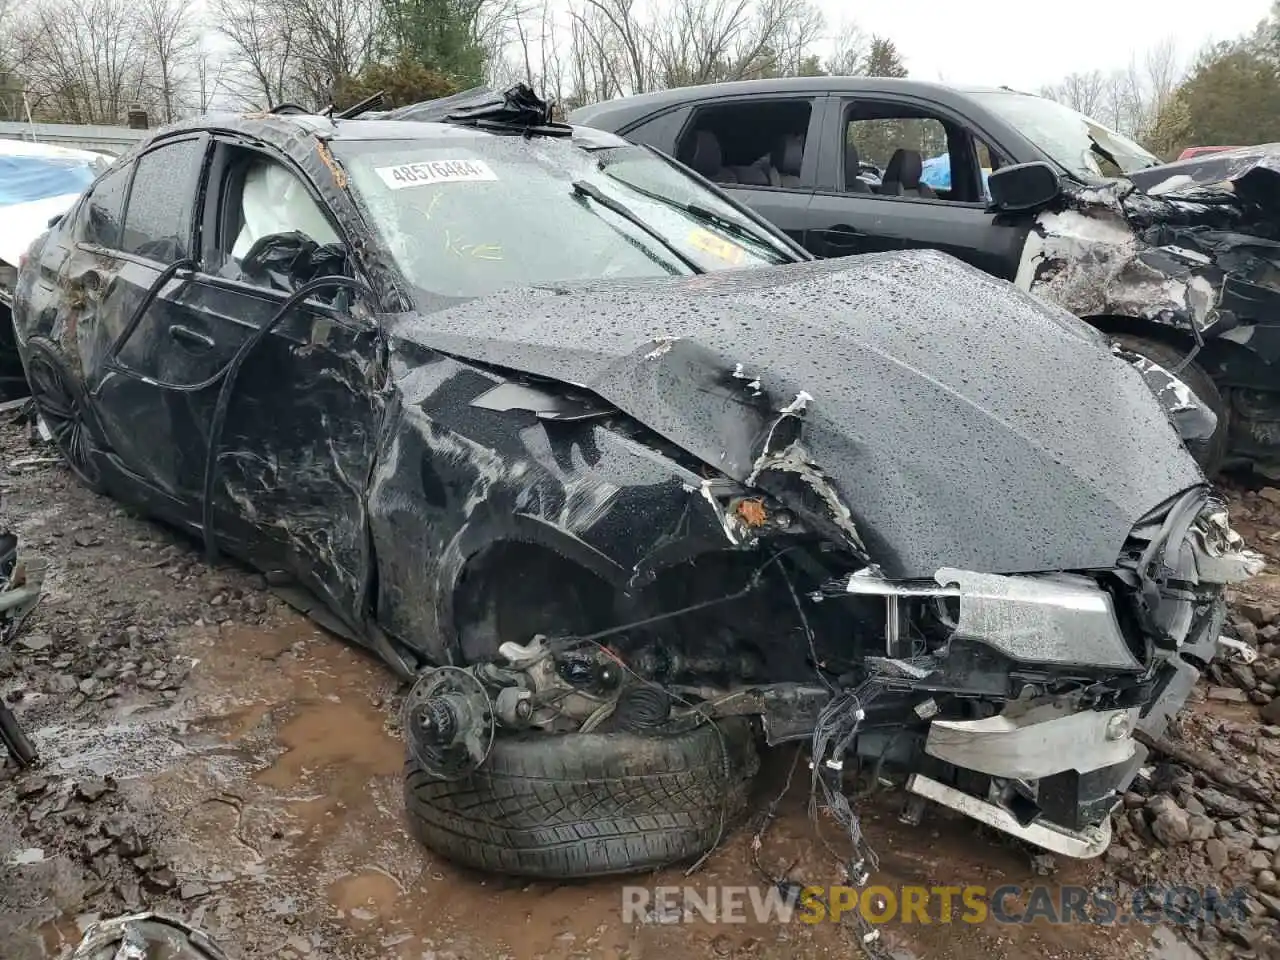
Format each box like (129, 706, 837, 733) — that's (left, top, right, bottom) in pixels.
(569, 179, 701, 273)
(599, 169, 791, 262)
(682, 202, 789, 258)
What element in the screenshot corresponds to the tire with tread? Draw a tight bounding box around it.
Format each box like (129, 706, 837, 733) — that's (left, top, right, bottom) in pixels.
(1112, 333, 1229, 477)
(404, 717, 759, 878)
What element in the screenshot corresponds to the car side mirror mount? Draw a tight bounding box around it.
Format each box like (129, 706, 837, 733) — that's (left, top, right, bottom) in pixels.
(987, 161, 1062, 214)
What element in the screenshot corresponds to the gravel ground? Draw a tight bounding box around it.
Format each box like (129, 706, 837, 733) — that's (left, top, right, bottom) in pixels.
(5, 406, 1280, 960)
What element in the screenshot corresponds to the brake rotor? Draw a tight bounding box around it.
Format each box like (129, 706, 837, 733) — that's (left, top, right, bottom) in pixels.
(70, 913, 229, 960)
(402, 667, 495, 781)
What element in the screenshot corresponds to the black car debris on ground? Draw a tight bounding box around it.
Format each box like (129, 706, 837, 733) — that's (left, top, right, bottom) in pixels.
(9, 85, 1265, 880)
(569, 77, 1280, 476)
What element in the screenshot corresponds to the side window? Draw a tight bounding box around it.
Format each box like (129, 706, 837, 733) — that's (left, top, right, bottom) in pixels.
(81, 163, 132, 248)
(841, 103, 984, 204)
(213, 148, 344, 291)
(673, 99, 813, 189)
(623, 107, 690, 154)
(119, 139, 204, 263)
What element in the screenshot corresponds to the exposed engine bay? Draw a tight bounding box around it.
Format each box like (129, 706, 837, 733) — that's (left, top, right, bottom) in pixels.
(406, 485, 1263, 859)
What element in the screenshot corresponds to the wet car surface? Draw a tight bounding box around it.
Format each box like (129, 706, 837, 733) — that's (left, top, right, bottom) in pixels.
(570, 79, 1280, 476)
(8, 86, 1263, 881)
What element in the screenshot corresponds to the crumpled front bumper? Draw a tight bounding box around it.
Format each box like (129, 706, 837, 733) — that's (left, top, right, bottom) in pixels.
(902, 605, 1226, 859)
(842, 496, 1262, 858)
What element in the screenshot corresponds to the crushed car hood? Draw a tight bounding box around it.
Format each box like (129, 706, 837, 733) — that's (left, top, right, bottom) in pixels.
(1124, 143, 1280, 214)
(389, 249, 1203, 579)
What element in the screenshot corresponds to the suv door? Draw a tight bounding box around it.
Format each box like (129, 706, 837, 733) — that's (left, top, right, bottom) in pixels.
(663, 95, 826, 247)
(805, 95, 1030, 279)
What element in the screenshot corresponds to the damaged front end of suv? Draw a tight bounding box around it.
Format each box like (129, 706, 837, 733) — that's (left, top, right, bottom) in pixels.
(1015, 145, 1280, 474)
(387, 244, 1263, 864)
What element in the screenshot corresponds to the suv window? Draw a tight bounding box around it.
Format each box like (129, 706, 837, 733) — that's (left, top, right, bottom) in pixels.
(674, 99, 813, 189)
(842, 102, 985, 204)
(82, 163, 131, 248)
(622, 108, 690, 154)
(119, 138, 204, 263)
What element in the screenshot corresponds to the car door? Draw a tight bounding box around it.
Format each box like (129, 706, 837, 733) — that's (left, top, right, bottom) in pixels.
(64, 133, 213, 518)
(805, 95, 1030, 279)
(179, 137, 386, 627)
(659, 95, 825, 247)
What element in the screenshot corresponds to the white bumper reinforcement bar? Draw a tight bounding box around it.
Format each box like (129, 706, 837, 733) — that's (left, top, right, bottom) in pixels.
(905, 773, 1112, 859)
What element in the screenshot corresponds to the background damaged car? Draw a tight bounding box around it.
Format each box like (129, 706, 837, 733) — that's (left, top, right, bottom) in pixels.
(569, 79, 1280, 477)
(11, 85, 1263, 880)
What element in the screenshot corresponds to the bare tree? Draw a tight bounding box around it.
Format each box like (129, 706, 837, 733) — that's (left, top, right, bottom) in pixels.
(11, 0, 149, 122)
(283, 0, 384, 105)
(564, 1, 621, 106)
(1047, 69, 1106, 116)
(504, 0, 566, 101)
(651, 0, 824, 87)
(1142, 37, 1181, 130)
(215, 0, 298, 107)
(193, 44, 230, 115)
(138, 0, 200, 122)
(825, 19, 868, 76)
(1100, 70, 1132, 133)
(1041, 37, 1185, 146)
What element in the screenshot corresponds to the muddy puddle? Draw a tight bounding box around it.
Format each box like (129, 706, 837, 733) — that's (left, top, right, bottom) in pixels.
(10, 613, 1178, 960)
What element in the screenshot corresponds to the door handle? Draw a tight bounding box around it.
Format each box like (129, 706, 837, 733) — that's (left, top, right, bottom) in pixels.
(168, 324, 215, 351)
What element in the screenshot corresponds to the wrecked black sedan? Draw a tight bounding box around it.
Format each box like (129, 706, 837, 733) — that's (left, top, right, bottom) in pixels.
(12, 88, 1263, 879)
(570, 78, 1280, 476)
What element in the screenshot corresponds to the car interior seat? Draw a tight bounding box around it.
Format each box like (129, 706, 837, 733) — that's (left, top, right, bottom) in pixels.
(844, 141, 872, 193)
(878, 149, 936, 198)
(688, 130, 738, 184)
(772, 134, 804, 187)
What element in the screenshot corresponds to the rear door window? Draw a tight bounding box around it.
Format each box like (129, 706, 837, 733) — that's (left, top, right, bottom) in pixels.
(674, 98, 816, 189)
(81, 163, 132, 248)
(622, 107, 691, 154)
(119, 138, 205, 264)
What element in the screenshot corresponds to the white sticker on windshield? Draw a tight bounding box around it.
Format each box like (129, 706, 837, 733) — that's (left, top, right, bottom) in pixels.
(375, 159, 498, 189)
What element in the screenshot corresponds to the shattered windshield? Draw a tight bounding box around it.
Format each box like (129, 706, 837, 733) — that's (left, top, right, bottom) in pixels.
(969, 90, 1161, 180)
(336, 136, 791, 301)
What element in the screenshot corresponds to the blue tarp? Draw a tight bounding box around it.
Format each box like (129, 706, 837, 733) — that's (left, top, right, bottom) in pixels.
(920, 154, 992, 196)
(0, 154, 102, 207)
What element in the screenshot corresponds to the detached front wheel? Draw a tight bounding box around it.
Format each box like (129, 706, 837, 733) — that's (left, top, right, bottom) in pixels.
(1113, 333, 1229, 477)
(23, 337, 104, 492)
(404, 717, 760, 879)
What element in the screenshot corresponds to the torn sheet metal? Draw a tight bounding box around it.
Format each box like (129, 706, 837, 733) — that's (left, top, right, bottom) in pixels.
(1015, 146, 1280, 397)
(1115, 346, 1218, 442)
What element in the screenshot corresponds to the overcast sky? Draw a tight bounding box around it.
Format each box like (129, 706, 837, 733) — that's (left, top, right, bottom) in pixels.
(819, 0, 1274, 89)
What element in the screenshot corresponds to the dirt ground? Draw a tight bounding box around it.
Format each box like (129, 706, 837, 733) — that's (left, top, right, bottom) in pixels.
(3, 409, 1280, 960)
